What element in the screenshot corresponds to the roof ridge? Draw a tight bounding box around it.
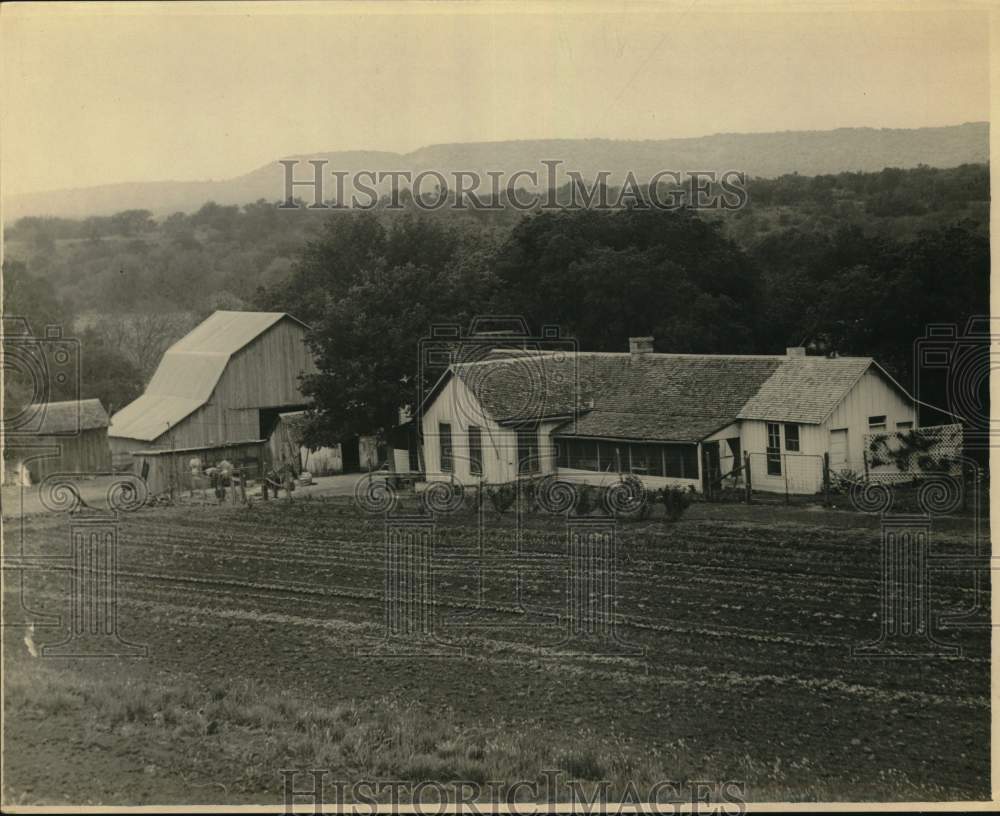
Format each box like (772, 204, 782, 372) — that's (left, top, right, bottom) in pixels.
(461, 350, 876, 361)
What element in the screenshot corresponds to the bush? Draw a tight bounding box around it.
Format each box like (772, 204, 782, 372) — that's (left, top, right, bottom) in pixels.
(487, 482, 517, 515)
(604, 474, 651, 521)
(660, 486, 691, 522)
(574, 484, 598, 516)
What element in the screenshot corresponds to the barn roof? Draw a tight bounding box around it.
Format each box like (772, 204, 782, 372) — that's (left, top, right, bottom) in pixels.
(431, 350, 900, 443)
(109, 311, 308, 442)
(26, 399, 109, 435)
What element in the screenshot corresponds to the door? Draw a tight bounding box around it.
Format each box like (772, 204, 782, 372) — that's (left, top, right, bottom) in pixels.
(702, 441, 721, 494)
(726, 437, 741, 484)
(829, 428, 848, 473)
(342, 436, 361, 472)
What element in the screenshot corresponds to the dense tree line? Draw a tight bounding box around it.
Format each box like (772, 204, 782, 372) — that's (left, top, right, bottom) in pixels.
(261, 204, 986, 445)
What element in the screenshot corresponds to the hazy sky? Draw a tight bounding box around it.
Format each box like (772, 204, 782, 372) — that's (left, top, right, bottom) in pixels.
(1, 1, 992, 196)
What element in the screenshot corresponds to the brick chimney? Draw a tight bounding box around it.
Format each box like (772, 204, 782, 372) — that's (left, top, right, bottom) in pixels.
(629, 336, 654, 357)
(786, 346, 806, 357)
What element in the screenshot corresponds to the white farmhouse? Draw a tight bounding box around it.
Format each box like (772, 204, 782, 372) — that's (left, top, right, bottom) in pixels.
(420, 337, 929, 495)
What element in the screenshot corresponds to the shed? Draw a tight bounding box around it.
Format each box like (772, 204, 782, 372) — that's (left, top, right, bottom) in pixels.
(5, 399, 111, 483)
(267, 411, 343, 476)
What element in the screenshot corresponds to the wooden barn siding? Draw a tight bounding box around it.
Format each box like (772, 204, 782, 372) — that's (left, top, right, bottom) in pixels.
(115, 318, 318, 454)
(214, 319, 318, 410)
(822, 368, 916, 469)
(266, 418, 343, 475)
(109, 436, 156, 470)
(170, 319, 316, 448)
(24, 428, 111, 481)
(136, 441, 266, 495)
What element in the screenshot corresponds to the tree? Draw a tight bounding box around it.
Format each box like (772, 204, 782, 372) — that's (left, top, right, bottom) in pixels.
(2, 259, 73, 330)
(95, 312, 198, 384)
(77, 328, 144, 414)
(259, 212, 494, 444)
(491, 205, 762, 352)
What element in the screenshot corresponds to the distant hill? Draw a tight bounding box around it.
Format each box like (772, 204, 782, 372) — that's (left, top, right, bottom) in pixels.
(5, 123, 988, 219)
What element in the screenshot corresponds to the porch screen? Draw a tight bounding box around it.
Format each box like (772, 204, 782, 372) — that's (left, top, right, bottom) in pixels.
(556, 438, 696, 478)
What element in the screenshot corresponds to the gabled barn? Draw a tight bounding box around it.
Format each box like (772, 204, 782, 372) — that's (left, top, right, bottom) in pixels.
(420, 337, 940, 495)
(108, 311, 317, 480)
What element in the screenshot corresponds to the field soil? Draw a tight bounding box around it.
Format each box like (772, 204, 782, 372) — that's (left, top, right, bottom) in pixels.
(3, 494, 990, 806)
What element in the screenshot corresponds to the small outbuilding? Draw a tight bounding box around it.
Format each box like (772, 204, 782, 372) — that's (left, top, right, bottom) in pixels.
(4, 398, 111, 483)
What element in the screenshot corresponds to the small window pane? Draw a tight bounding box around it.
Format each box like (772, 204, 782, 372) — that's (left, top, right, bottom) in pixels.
(468, 426, 483, 476)
(766, 423, 782, 475)
(664, 444, 697, 478)
(767, 453, 782, 476)
(784, 423, 800, 452)
(574, 440, 600, 471)
(439, 423, 453, 473)
(597, 441, 620, 472)
(630, 443, 664, 477)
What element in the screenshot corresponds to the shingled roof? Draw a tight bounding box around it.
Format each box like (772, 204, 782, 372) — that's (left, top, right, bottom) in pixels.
(434, 350, 898, 443)
(26, 399, 109, 435)
(738, 355, 873, 423)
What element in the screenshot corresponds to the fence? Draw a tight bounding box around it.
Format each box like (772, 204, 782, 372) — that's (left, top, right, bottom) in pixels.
(708, 428, 981, 514)
(700, 451, 828, 504)
(743, 452, 827, 503)
(860, 423, 964, 483)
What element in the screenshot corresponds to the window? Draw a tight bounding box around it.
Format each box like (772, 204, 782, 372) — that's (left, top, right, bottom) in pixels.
(598, 441, 622, 472)
(629, 443, 665, 477)
(438, 422, 453, 472)
(868, 415, 887, 432)
(896, 421, 913, 431)
(784, 423, 800, 452)
(468, 426, 483, 476)
(558, 439, 695, 478)
(766, 422, 782, 476)
(663, 444, 698, 479)
(559, 439, 599, 470)
(583, 440, 601, 470)
(516, 427, 539, 474)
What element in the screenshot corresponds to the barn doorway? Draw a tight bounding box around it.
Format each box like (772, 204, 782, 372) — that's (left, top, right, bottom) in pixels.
(341, 436, 361, 473)
(259, 405, 310, 441)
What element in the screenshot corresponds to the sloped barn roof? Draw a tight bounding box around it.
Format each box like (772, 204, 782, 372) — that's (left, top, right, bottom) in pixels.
(109, 311, 308, 442)
(431, 351, 898, 443)
(26, 399, 109, 435)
